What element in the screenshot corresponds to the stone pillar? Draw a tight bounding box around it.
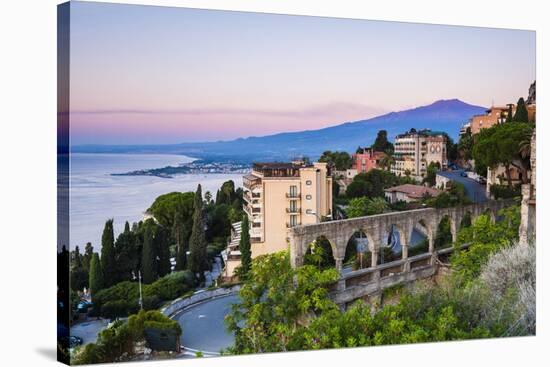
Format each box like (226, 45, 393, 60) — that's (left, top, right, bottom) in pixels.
(371, 250, 379, 268)
(519, 184, 536, 247)
(450, 218, 457, 243)
(401, 232, 410, 271)
(428, 229, 435, 253)
(335, 257, 344, 273)
(289, 235, 303, 269)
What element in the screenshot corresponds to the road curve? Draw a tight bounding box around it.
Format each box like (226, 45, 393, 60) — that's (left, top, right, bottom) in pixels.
(173, 294, 240, 354)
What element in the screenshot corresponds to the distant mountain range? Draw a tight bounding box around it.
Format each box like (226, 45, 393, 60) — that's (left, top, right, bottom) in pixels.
(73, 99, 486, 162)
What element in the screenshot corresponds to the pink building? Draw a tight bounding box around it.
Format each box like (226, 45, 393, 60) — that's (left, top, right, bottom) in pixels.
(352, 148, 385, 174)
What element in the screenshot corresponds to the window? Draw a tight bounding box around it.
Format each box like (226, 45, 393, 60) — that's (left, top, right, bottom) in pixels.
(306, 180, 312, 185)
(306, 194, 312, 200)
(289, 200, 297, 212)
(290, 215, 298, 226)
(306, 209, 313, 214)
(289, 185, 297, 197)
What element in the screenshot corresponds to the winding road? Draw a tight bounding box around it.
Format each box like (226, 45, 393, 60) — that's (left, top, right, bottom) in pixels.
(173, 294, 240, 355)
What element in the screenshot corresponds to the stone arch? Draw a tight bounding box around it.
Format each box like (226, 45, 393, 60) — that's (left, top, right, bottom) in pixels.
(303, 235, 336, 270)
(343, 229, 373, 271)
(408, 218, 431, 256)
(378, 224, 404, 264)
(460, 211, 473, 229)
(434, 214, 455, 249)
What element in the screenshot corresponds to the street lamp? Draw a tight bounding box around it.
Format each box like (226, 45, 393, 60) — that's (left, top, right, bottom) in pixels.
(132, 270, 143, 310)
(307, 211, 331, 222)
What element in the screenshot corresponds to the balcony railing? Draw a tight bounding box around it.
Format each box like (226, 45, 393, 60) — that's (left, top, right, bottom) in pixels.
(286, 193, 301, 199)
(286, 222, 302, 228)
(251, 237, 262, 243)
(286, 207, 301, 213)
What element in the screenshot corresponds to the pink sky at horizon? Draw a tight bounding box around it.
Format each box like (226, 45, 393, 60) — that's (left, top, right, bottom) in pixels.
(67, 2, 535, 145)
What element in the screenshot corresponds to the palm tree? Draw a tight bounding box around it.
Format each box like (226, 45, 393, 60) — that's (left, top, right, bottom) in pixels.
(379, 152, 395, 171)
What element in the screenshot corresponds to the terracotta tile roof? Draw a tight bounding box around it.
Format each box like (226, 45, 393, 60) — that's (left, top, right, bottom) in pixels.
(384, 184, 441, 199)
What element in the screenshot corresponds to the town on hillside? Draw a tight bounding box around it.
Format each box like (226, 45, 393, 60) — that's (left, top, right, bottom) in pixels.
(64, 81, 536, 363)
(221, 81, 536, 281)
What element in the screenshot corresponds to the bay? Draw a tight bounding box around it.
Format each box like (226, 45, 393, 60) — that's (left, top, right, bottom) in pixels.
(68, 153, 243, 250)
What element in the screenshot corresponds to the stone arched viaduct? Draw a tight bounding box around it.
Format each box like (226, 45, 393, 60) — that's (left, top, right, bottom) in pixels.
(288, 200, 512, 272)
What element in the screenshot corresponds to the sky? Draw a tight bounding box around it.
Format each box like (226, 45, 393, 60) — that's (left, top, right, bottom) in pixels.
(67, 1, 536, 145)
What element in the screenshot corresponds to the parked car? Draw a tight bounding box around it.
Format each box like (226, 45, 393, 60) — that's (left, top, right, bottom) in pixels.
(460, 171, 468, 177)
(77, 300, 93, 313)
(60, 335, 83, 349)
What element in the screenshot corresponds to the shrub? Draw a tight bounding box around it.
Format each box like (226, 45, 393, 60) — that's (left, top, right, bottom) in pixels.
(128, 309, 182, 341)
(101, 300, 135, 320)
(94, 271, 195, 317)
(490, 184, 521, 199)
(143, 271, 193, 301)
(73, 321, 134, 365)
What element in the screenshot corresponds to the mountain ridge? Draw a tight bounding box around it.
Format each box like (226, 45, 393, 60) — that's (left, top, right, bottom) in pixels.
(73, 99, 486, 162)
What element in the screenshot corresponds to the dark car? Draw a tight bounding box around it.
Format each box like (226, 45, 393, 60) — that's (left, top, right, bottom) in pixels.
(460, 171, 468, 177)
(59, 335, 83, 349)
(77, 301, 93, 313)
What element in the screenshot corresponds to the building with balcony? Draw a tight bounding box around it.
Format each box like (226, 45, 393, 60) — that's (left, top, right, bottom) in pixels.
(391, 129, 447, 179)
(243, 159, 333, 259)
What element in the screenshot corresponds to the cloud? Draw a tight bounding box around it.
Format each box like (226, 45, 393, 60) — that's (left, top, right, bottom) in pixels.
(70, 102, 387, 121)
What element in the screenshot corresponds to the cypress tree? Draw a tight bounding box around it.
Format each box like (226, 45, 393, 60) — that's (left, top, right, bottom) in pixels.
(72, 245, 82, 268)
(239, 214, 251, 276)
(114, 228, 138, 282)
(83, 242, 93, 273)
(156, 225, 172, 277)
(124, 221, 130, 233)
(188, 184, 208, 281)
(100, 219, 117, 287)
(141, 225, 157, 284)
(513, 97, 529, 122)
(173, 211, 187, 271)
(505, 104, 513, 122)
(89, 253, 103, 300)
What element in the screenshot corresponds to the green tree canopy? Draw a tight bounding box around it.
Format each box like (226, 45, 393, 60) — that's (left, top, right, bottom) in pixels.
(147, 191, 195, 229)
(512, 97, 528, 122)
(188, 184, 209, 281)
(347, 196, 389, 218)
(370, 130, 394, 153)
(89, 253, 104, 300)
(345, 169, 402, 199)
(141, 225, 158, 284)
(318, 151, 353, 170)
(472, 122, 533, 187)
(101, 219, 117, 288)
(239, 215, 252, 277)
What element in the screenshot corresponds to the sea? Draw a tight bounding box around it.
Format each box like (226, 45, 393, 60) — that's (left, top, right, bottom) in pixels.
(68, 153, 243, 251)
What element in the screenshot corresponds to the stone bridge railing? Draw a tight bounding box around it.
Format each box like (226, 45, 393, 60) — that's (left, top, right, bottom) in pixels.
(288, 199, 514, 271)
(288, 199, 515, 307)
(328, 246, 459, 307)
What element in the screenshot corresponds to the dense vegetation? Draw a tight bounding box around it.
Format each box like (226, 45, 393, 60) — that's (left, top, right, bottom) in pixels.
(73, 310, 182, 365)
(92, 271, 195, 319)
(69, 179, 244, 317)
(226, 204, 533, 353)
(473, 122, 533, 187)
(319, 151, 352, 171)
(345, 169, 415, 199)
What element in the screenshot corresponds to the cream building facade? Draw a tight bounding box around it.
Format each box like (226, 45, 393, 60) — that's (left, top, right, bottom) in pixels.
(391, 129, 447, 179)
(243, 160, 333, 258)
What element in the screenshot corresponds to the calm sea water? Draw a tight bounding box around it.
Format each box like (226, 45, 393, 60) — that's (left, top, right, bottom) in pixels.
(69, 153, 243, 251)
